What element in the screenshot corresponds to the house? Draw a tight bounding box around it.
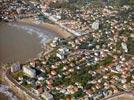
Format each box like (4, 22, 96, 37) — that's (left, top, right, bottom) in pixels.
(11, 63, 21, 72)
(67, 85, 78, 94)
(121, 42, 128, 53)
(93, 92, 103, 100)
(32, 85, 44, 96)
(37, 74, 45, 81)
(30, 61, 36, 67)
(37, 85, 44, 95)
(41, 90, 54, 100)
(50, 37, 60, 47)
(56, 48, 69, 59)
(56, 53, 64, 60)
(23, 65, 36, 78)
(92, 20, 99, 30)
(51, 70, 57, 76)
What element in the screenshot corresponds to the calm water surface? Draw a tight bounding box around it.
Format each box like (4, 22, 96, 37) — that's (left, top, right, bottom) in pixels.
(0, 22, 59, 64)
(0, 93, 8, 100)
(0, 22, 59, 99)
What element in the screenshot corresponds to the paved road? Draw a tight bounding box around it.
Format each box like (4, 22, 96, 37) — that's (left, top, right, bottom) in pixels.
(5, 68, 40, 100)
(22, 0, 76, 37)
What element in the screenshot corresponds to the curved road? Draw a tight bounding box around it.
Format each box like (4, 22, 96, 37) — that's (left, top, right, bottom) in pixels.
(5, 68, 40, 100)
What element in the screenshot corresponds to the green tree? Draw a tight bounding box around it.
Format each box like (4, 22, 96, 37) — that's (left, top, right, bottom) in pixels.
(73, 91, 86, 99)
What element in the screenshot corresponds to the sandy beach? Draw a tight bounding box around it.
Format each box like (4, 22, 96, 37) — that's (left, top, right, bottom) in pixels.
(0, 18, 72, 100)
(0, 20, 62, 65)
(17, 18, 72, 39)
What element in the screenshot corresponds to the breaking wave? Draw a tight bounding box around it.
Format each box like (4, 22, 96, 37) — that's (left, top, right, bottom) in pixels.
(8, 23, 52, 44)
(0, 84, 18, 100)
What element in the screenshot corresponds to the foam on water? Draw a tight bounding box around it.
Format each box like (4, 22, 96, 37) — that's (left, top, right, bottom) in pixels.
(0, 84, 18, 100)
(8, 23, 50, 44)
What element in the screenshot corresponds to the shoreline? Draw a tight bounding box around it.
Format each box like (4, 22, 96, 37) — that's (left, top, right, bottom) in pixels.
(17, 18, 73, 39)
(0, 19, 66, 65)
(0, 67, 18, 100)
(1, 19, 134, 100)
(0, 18, 73, 100)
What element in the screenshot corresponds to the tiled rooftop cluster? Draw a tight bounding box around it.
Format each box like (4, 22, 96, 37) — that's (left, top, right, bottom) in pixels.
(0, 0, 40, 21)
(7, 0, 134, 100)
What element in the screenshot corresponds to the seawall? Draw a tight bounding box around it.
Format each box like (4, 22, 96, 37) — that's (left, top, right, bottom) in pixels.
(3, 69, 38, 100)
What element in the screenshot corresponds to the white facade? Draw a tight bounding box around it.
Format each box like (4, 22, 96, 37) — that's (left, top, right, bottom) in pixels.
(11, 63, 21, 72)
(56, 48, 69, 59)
(92, 20, 99, 30)
(56, 53, 64, 59)
(23, 66, 36, 78)
(121, 42, 128, 52)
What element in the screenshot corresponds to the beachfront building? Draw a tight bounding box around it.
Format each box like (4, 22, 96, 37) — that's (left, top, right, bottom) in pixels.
(50, 37, 60, 47)
(11, 63, 21, 72)
(56, 47, 69, 59)
(23, 65, 36, 78)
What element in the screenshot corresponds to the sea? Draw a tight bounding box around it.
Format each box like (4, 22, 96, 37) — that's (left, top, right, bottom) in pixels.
(0, 22, 60, 99)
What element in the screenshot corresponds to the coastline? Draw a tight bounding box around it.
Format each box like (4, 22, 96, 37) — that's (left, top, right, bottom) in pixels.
(0, 18, 68, 65)
(0, 18, 73, 100)
(0, 67, 18, 100)
(0, 17, 73, 67)
(17, 18, 72, 39)
(1, 19, 134, 100)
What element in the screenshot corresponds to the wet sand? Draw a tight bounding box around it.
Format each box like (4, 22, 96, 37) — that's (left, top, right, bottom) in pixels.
(0, 18, 72, 99)
(18, 18, 72, 39)
(0, 21, 61, 99)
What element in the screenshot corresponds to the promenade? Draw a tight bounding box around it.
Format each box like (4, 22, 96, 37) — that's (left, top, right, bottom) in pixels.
(5, 68, 40, 100)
